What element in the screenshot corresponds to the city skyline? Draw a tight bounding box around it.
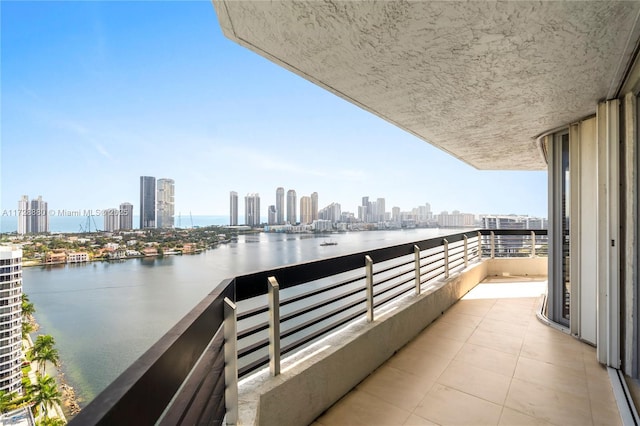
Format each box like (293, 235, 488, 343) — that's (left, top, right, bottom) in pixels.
(1, 2, 547, 224)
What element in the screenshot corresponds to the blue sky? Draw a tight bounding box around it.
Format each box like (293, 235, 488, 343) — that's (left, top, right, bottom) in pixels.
(1, 1, 547, 222)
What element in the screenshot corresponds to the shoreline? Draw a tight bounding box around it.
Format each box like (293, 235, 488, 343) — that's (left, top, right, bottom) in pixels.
(21, 250, 207, 268)
(25, 315, 79, 421)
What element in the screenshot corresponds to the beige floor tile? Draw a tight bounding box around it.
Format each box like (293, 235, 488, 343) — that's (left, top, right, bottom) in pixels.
(454, 343, 519, 377)
(440, 312, 484, 329)
(448, 299, 496, 317)
(423, 318, 477, 342)
(402, 414, 439, 425)
(590, 395, 622, 426)
(477, 317, 530, 338)
(356, 366, 435, 412)
(514, 356, 589, 398)
(519, 339, 585, 373)
(436, 359, 512, 405)
(414, 383, 503, 425)
(467, 327, 524, 355)
(386, 346, 452, 381)
(498, 407, 555, 426)
(404, 331, 465, 359)
(485, 306, 533, 326)
(505, 378, 593, 426)
(315, 389, 412, 426)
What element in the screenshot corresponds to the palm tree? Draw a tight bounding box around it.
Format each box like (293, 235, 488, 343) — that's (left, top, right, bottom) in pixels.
(30, 375, 61, 419)
(32, 335, 55, 355)
(0, 390, 12, 413)
(21, 294, 35, 318)
(33, 346, 59, 376)
(37, 418, 65, 426)
(22, 321, 34, 339)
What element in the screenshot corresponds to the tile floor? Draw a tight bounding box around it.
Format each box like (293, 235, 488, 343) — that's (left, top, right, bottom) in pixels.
(313, 277, 621, 426)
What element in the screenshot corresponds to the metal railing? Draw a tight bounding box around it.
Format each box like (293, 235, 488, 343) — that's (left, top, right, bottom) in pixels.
(70, 229, 547, 425)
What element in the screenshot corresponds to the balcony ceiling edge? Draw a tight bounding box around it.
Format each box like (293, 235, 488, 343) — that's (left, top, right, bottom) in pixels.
(212, 1, 640, 171)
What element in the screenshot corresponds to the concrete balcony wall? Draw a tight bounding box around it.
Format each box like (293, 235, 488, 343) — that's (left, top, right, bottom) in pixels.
(486, 257, 548, 277)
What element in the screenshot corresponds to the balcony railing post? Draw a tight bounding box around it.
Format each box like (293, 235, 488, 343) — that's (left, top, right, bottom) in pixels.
(365, 255, 374, 322)
(267, 276, 281, 376)
(531, 231, 536, 257)
(477, 231, 482, 260)
(443, 239, 449, 279)
(463, 235, 469, 268)
(490, 231, 495, 259)
(223, 297, 238, 425)
(414, 245, 421, 295)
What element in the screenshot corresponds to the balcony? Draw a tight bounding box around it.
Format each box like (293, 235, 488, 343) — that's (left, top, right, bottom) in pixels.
(67, 229, 629, 425)
(314, 277, 618, 425)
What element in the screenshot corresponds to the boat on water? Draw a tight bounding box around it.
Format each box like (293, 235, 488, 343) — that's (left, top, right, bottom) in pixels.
(320, 240, 338, 246)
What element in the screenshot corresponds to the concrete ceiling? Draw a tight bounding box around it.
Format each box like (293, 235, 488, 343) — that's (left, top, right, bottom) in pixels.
(212, 1, 640, 170)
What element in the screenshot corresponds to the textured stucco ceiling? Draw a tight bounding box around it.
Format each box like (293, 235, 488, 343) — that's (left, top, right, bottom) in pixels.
(213, 1, 640, 170)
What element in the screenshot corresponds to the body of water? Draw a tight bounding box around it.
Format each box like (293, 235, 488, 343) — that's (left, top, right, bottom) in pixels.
(22, 228, 459, 407)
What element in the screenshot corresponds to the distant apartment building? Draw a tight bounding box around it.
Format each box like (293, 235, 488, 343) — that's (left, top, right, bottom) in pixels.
(313, 219, 332, 232)
(140, 176, 156, 229)
(300, 196, 312, 224)
(230, 191, 238, 226)
(268, 205, 277, 225)
(119, 202, 133, 230)
(67, 252, 89, 263)
(21, 196, 49, 234)
(311, 192, 318, 221)
(481, 214, 548, 230)
(360, 196, 369, 222)
(17, 196, 28, 235)
(245, 193, 261, 227)
(287, 190, 297, 224)
(376, 198, 386, 223)
(156, 178, 175, 228)
(103, 208, 120, 232)
(436, 210, 475, 227)
(276, 187, 285, 225)
(319, 203, 341, 223)
(392, 206, 401, 223)
(0, 246, 23, 394)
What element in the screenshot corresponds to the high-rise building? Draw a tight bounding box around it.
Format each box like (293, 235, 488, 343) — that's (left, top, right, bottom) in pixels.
(245, 193, 260, 227)
(268, 205, 277, 225)
(376, 198, 385, 222)
(319, 203, 341, 223)
(287, 190, 297, 224)
(156, 178, 175, 228)
(392, 207, 401, 223)
(140, 176, 156, 229)
(230, 191, 238, 226)
(119, 202, 133, 230)
(311, 192, 318, 222)
(360, 196, 370, 223)
(0, 246, 24, 394)
(300, 196, 312, 224)
(276, 187, 285, 225)
(29, 196, 48, 233)
(17, 196, 28, 235)
(103, 209, 120, 232)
